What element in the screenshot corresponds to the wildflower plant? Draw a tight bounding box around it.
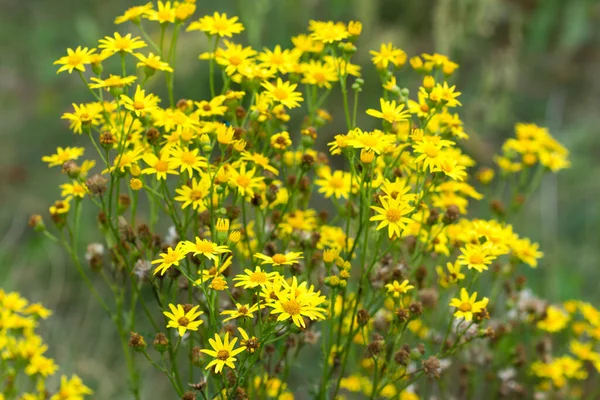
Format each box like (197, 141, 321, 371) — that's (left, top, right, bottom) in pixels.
(30, 1, 595, 399)
(0, 289, 93, 399)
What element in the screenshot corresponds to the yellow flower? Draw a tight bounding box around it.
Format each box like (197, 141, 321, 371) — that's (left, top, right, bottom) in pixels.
(385, 280, 415, 298)
(449, 288, 489, 321)
(120, 85, 159, 116)
(258, 45, 300, 75)
(98, 32, 147, 55)
(215, 40, 257, 76)
(145, 1, 176, 24)
(54, 46, 96, 74)
(370, 195, 415, 239)
(315, 169, 352, 199)
(308, 20, 349, 43)
(42, 147, 85, 167)
(348, 128, 396, 154)
(366, 98, 410, 124)
(164, 304, 204, 337)
(174, 176, 211, 210)
(228, 163, 265, 198)
(255, 252, 304, 267)
(271, 132, 292, 150)
(88, 74, 137, 90)
(261, 78, 304, 109)
(60, 182, 88, 198)
(240, 152, 279, 175)
(201, 332, 246, 373)
(538, 306, 569, 332)
(130, 178, 143, 191)
(233, 267, 279, 289)
(187, 12, 245, 37)
(221, 303, 259, 322)
(430, 82, 462, 107)
(49, 197, 73, 216)
(141, 152, 177, 180)
(61, 103, 101, 134)
(182, 238, 231, 261)
(370, 43, 406, 69)
(50, 375, 93, 400)
(457, 244, 495, 273)
(195, 95, 228, 118)
(25, 355, 58, 377)
(151, 242, 187, 275)
(169, 146, 207, 176)
(114, 3, 153, 24)
(134, 52, 173, 73)
(268, 276, 326, 329)
(301, 60, 338, 89)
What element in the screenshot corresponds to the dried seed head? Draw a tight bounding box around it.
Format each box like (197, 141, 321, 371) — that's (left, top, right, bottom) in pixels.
(422, 356, 441, 379)
(86, 174, 108, 196)
(128, 332, 146, 351)
(153, 333, 169, 352)
(357, 309, 370, 326)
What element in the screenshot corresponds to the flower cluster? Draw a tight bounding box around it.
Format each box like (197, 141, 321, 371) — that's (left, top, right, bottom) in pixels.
(31, 1, 589, 399)
(0, 289, 92, 399)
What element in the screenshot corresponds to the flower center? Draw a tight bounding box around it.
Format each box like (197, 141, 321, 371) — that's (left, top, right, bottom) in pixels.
(273, 88, 289, 100)
(217, 349, 230, 360)
(133, 101, 145, 110)
(469, 254, 484, 265)
(229, 55, 242, 65)
(250, 271, 267, 283)
(272, 254, 287, 264)
(154, 160, 169, 172)
(459, 302, 472, 312)
(181, 152, 196, 164)
(213, 20, 229, 32)
(177, 317, 189, 326)
(281, 299, 301, 316)
(238, 306, 249, 315)
(236, 175, 252, 187)
(195, 241, 215, 253)
(329, 176, 344, 189)
(386, 208, 402, 222)
(190, 190, 203, 201)
(313, 72, 326, 83)
(271, 54, 284, 65)
(424, 144, 440, 158)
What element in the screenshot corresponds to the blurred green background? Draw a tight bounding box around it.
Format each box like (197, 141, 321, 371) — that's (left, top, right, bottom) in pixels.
(1, 0, 599, 397)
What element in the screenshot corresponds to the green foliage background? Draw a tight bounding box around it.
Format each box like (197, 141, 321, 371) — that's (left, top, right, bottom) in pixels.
(1, 0, 599, 397)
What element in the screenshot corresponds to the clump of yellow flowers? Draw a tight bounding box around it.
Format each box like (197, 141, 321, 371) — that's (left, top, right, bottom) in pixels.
(31, 1, 596, 399)
(0, 289, 92, 399)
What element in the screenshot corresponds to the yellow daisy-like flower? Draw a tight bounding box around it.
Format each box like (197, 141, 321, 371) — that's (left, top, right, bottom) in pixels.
(54, 46, 96, 74)
(268, 276, 326, 329)
(271, 132, 292, 150)
(50, 375, 93, 400)
(98, 32, 147, 55)
(221, 303, 259, 322)
(240, 152, 279, 175)
(141, 152, 177, 180)
(145, 1, 176, 24)
(261, 78, 303, 109)
(456, 244, 495, 273)
(228, 163, 265, 198)
(120, 85, 159, 116)
(315, 168, 352, 199)
(370, 43, 406, 69)
(370, 195, 415, 238)
(301, 60, 338, 89)
(135, 52, 173, 72)
(366, 98, 410, 124)
(308, 20, 349, 43)
(430, 82, 462, 107)
(42, 147, 85, 167)
(254, 252, 304, 267)
(114, 2, 154, 24)
(194, 95, 228, 118)
(537, 306, 570, 332)
(25, 355, 58, 377)
(88, 75, 137, 90)
(215, 40, 257, 76)
(61, 103, 101, 134)
(347, 128, 396, 155)
(449, 288, 489, 321)
(49, 197, 73, 216)
(169, 146, 207, 176)
(385, 280, 415, 298)
(182, 238, 231, 261)
(60, 182, 88, 199)
(201, 332, 246, 373)
(257, 45, 300, 75)
(233, 267, 279, 289)
(196, 256, 232, 285)
(187, 12, 244, 37)
(163, 304, 204, 337)
(174, 176, 211, 210)
(151, 242, 187, 275)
